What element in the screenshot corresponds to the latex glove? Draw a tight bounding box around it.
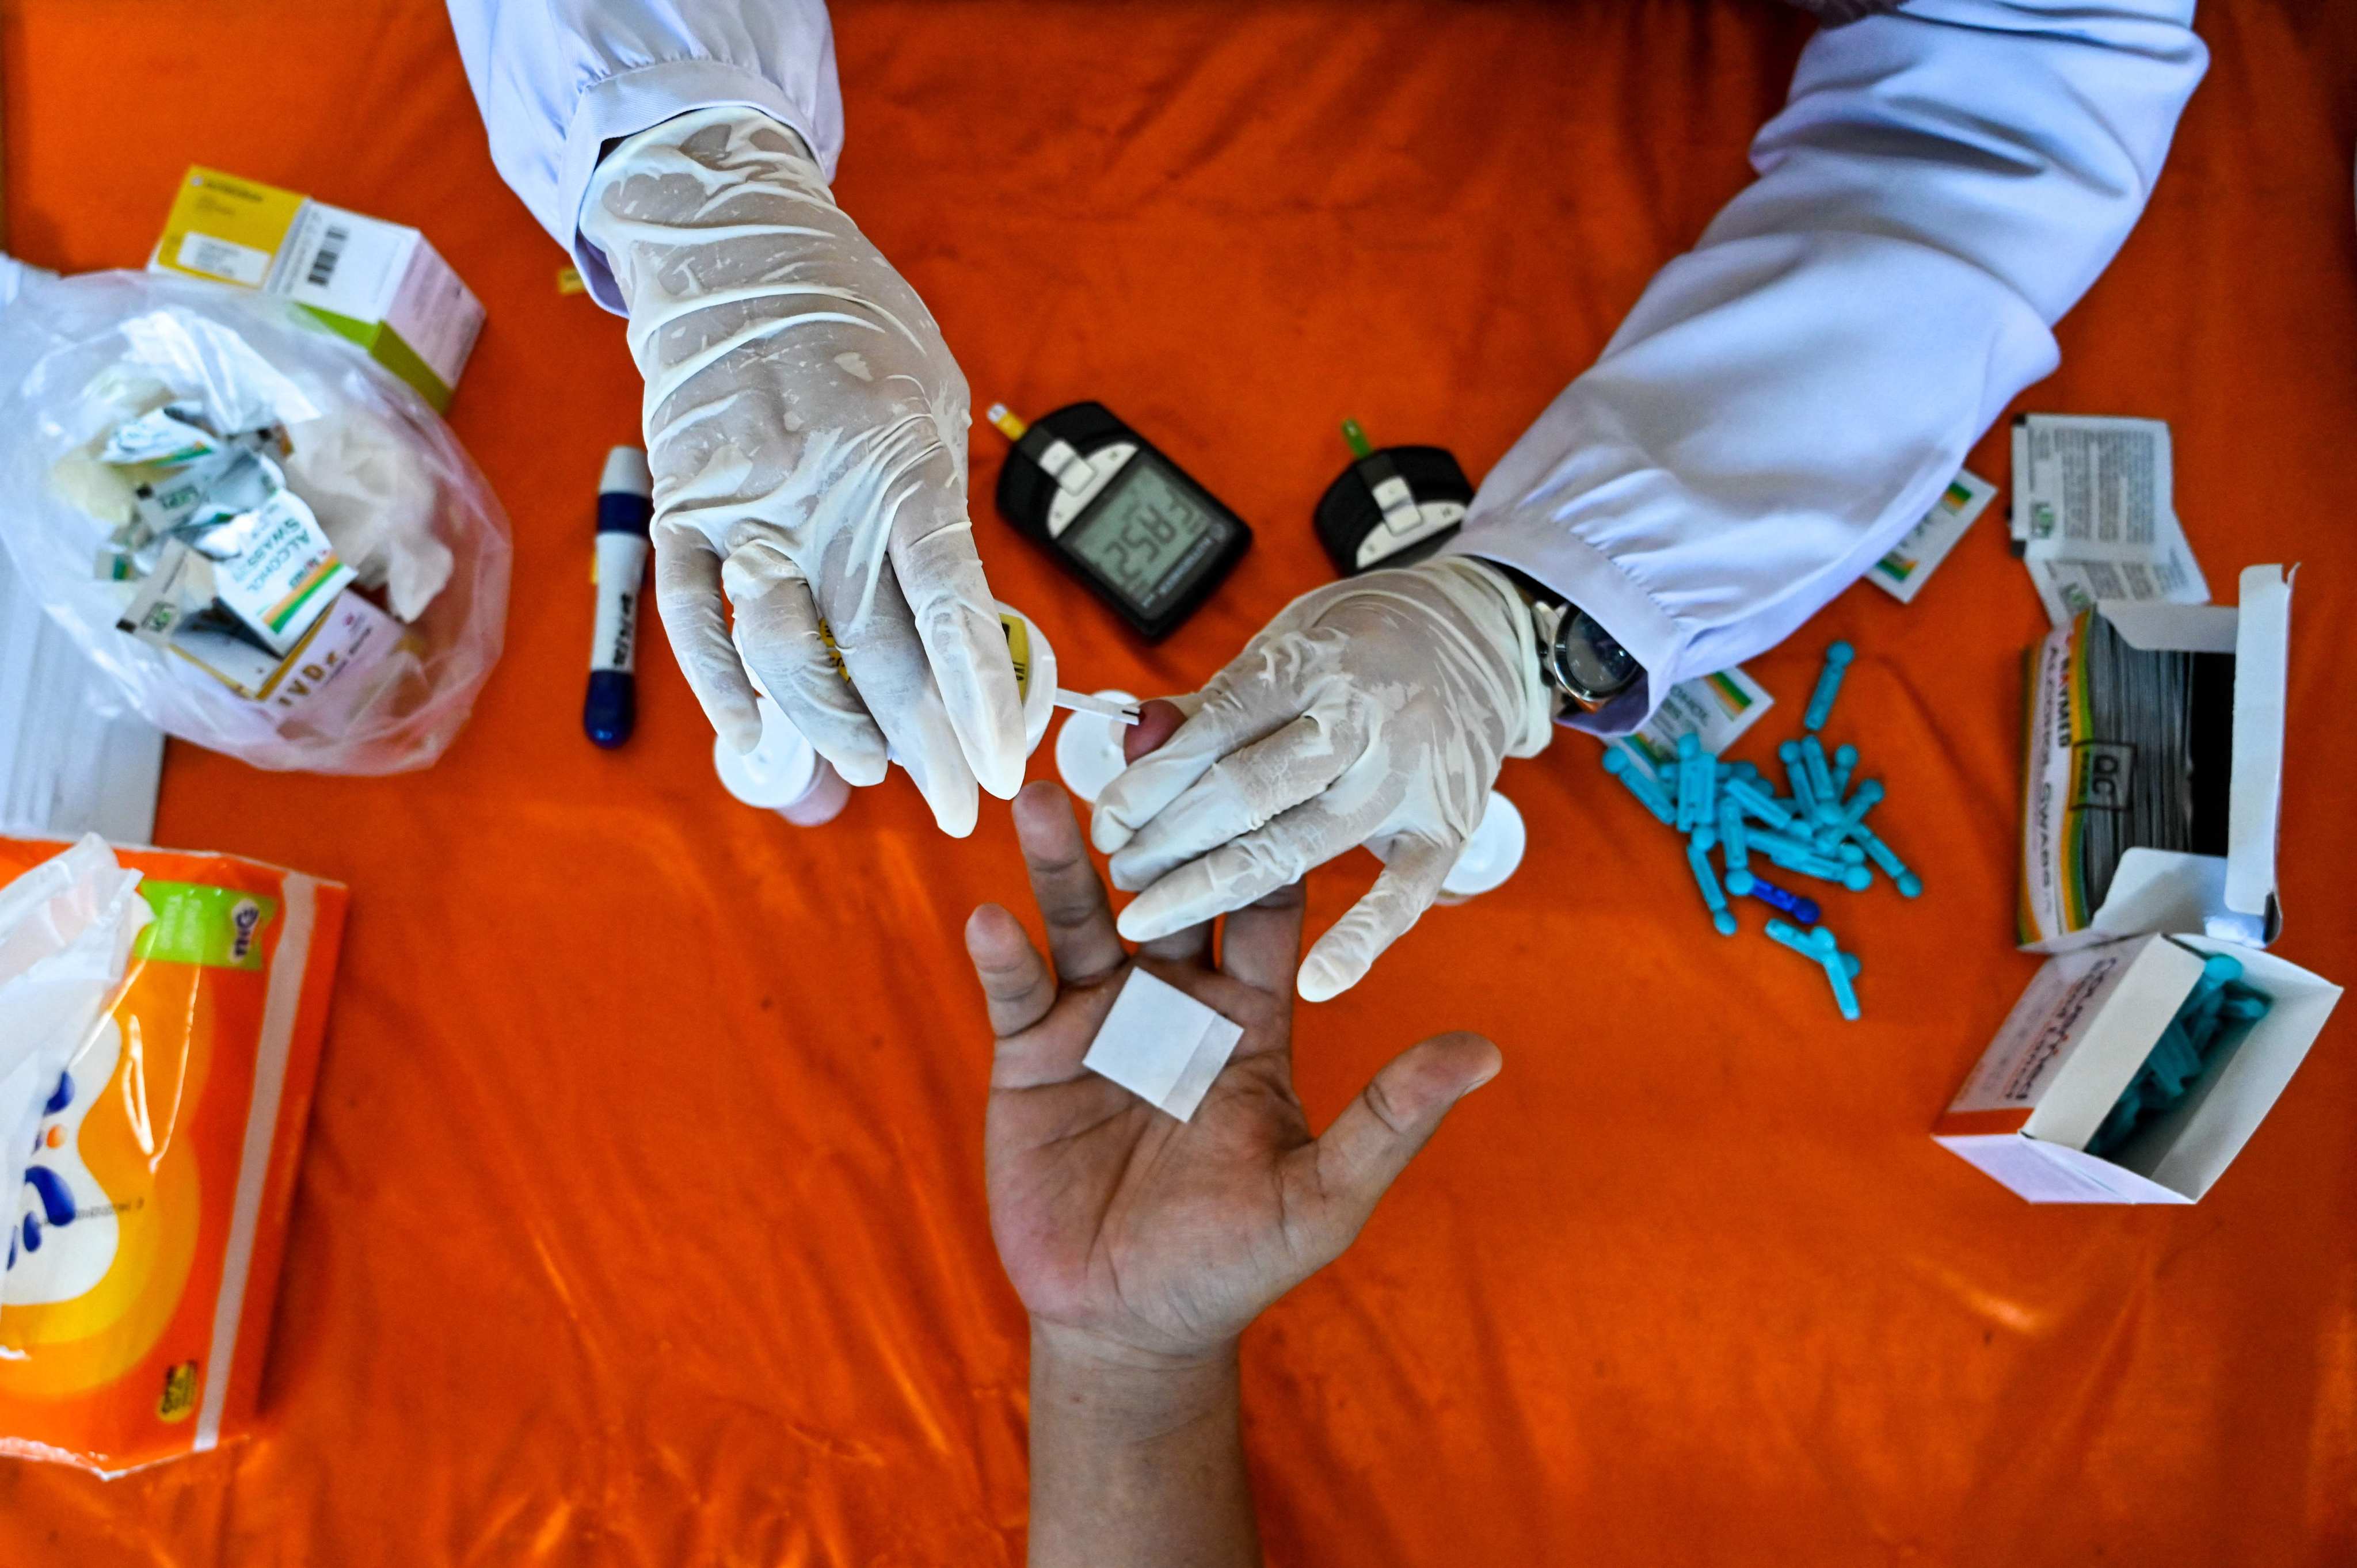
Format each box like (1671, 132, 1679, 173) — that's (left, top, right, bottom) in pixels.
(582, 107, 1023, 836)
(970, 781, 1500, 1361)
(1092, 556, 1552, 1001)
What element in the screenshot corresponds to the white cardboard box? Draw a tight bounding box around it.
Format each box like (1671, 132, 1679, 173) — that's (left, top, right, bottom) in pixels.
(1935, 934, 2340, 1203)
(150, 167, 483, 411)
(2019, 564, 2290, 953)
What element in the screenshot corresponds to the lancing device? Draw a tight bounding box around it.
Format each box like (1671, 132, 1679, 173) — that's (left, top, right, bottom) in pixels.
(584, 447, 653, 748)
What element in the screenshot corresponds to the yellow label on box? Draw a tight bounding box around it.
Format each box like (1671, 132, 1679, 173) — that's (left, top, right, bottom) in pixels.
(149, 165, 484, 411)
(156, 169, 306, 288)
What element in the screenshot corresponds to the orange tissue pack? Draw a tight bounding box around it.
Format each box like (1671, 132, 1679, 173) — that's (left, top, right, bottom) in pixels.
(0, 835, 345, 1476)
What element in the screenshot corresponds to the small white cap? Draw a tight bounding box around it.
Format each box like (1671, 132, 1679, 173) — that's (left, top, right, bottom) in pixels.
(714, 696, 823, 808)
(1440, 791, 1526, 898)
(1055, 690, 1140, 804)
(599, 445, 653, 500)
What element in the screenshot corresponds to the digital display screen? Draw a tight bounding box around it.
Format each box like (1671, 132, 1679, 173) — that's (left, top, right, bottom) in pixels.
(1065, 455, 1226, 612)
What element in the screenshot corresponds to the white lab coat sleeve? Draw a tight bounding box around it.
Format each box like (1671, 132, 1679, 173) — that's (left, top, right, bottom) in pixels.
(446, 0, 845, 312)
(1446, 0, 2206, 733)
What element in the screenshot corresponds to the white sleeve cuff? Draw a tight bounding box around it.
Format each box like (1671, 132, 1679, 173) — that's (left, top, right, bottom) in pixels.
(561, 59, 840, 313)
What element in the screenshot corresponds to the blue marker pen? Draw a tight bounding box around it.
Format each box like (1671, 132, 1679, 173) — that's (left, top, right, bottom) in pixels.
(585, 447, 653, 748)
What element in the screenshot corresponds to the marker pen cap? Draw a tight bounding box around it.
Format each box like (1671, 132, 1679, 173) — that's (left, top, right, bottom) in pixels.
(600, 446, 653, 493)
(584, 670, 635, 749)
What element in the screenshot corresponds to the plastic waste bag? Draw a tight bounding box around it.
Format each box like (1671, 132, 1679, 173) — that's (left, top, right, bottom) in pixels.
(0, 258, 509, 773)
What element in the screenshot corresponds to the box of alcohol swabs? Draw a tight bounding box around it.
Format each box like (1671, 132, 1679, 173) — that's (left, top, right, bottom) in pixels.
(1941, 562, 2335, 1204)
(2018, 564, 2291, 953)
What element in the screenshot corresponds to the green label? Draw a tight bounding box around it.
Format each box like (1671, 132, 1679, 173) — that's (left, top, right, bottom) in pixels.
(132, 882, 279, 970)
(296, 306, 454, 411)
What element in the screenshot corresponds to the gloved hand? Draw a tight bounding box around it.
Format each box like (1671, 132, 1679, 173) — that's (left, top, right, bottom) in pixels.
(1092, 556, 1553, 1001)
(583, 107, 1023, 836)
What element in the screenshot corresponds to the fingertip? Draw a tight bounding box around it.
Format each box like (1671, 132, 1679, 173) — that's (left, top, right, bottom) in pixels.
(965, 901, 1023, 958)
(976, 754, 1026, 802)
(1124, 699, 1186, 762)
(919, 775, 980, 838)
(1433, 1031, 1505, 1096)
(1011, 779, 1070, 837)
(1113, 899, 1167, 945)
(717, 705, 764, 754)
(1090, 807, 1135, 855)
(961, 689, 1029, 803)
(926, 602, 1029, 802)
(1296, 959, 1351, 1005)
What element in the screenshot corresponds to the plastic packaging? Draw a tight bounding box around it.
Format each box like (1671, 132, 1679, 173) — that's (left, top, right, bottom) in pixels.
(0, 835, 151, 1253)
(0, 260, 509, 773)
(0, 834, 346, 1476)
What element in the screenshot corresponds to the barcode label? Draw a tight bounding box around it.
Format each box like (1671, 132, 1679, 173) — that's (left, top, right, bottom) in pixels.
(306, 225, 349, 288)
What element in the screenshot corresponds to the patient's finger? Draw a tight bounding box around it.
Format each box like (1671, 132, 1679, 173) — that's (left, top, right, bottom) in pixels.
(965, 903, 1055, 1036)
(1012, 781, 1125, 983)
(1123, 698, 1187, 762)
(1219, 879, 1307, 996)
(1126, 701, 1208, 964)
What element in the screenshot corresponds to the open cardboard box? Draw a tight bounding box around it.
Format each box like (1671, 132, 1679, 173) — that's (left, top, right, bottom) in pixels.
(1960, 567, 2332, 1203)
(2018, 564, 2291, 952)
(1936, 934, 2340, 1203)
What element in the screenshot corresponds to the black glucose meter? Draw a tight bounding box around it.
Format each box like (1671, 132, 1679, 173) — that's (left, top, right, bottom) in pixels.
(1313, 418, 1472, 575)
(987, 401, 1252, 642)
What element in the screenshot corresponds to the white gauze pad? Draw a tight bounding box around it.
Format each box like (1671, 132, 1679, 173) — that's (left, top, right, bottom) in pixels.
(1081, 968, 1245, 1123)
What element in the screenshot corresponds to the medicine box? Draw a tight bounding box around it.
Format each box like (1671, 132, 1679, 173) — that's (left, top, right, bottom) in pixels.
(2017, 564, 2290, 952)
(1936, 934, 2339, 1204)
(151, 167, 483, 411)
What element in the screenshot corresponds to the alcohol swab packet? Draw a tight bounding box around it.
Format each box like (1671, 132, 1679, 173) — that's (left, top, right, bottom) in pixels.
(1081, 968, 1244, 1122)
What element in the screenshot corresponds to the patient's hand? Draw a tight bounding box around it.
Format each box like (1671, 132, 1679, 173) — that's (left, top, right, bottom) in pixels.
(966, 777, 1499, 1367)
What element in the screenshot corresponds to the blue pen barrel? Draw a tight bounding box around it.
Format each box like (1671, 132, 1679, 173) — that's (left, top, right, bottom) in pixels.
(585, 448, 653, 749)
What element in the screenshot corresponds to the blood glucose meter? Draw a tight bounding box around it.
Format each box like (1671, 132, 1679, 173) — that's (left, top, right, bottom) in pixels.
(987, 402, 1252, 642)
(1313, 418, 1472, 575)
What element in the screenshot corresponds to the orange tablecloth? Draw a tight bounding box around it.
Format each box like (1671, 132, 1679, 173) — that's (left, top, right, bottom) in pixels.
(5, 1, 2354, 1561)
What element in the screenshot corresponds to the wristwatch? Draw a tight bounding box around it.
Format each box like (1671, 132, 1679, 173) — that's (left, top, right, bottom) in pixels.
(1492, 566, 1644, 714)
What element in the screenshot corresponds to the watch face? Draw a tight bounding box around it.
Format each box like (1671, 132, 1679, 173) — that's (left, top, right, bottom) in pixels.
(1555, 609, 1639, 698)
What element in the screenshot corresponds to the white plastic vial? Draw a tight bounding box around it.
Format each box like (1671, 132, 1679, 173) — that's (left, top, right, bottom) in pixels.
(1437, 790, 1527, 902)
(715, 601, 1061, 827)
(713, 696, 852, 826)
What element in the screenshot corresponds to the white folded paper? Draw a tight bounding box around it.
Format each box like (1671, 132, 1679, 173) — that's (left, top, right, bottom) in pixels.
(1081, 968, 1245, 1123)
(2011, 415, 2210, 626)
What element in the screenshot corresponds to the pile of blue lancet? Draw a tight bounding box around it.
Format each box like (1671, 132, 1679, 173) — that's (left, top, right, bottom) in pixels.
(1599, 640, 1914, 1021)
(2085, 951, 2272, 1159)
